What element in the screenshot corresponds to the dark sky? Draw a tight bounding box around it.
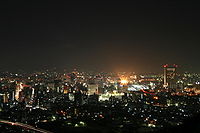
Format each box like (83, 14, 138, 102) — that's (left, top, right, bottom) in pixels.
(1, 0, 200, 73)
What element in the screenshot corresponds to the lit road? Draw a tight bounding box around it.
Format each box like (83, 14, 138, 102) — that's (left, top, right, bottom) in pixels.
(0, 119, 53, 133)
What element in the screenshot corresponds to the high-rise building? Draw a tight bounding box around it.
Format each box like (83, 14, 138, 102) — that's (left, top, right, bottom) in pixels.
(15, 82, 23, 101)
(3, 93, 9, 103)
(163, 64, 178, 89)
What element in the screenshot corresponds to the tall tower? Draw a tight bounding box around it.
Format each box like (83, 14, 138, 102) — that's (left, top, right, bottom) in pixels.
(15, 82, 23, 101)
(163, 64, 178, 89)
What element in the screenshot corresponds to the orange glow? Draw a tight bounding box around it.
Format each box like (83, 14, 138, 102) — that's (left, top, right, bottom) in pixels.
(120, 78, 128, 85)
(121, 79, 128, 84)
(153, 96, 159, 100)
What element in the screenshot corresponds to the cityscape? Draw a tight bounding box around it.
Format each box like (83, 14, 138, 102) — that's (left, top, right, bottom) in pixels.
(1, 65, 200, 132)
(2, 0, 200, 132)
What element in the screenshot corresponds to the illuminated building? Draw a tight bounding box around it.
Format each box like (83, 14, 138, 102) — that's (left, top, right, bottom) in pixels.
(3, 93, 9, 103)
(163, 64, 178, 89)
(127, 84, 149, 91)
(31, 88, 35, 99)
(63, 85, 69, 94)
(15, 82, 23, 101)
(87, 84, 98, 95)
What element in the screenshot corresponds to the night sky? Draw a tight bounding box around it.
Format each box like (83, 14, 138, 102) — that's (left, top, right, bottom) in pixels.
(1, 1, 200, 73)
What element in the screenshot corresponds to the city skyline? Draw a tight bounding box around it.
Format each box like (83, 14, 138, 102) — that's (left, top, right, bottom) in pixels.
(2, 1, 200, 132)
(1, 1, 200, 73)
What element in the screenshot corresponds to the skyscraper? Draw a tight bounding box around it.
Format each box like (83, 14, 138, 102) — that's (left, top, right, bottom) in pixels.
(163, 64, 178, 89)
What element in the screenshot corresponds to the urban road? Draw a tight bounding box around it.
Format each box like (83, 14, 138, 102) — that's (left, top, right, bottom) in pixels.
(0, 119, 53, 133)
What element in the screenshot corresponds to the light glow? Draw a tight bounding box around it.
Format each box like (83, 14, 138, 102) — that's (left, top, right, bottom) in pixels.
(120, 77, 128, 85)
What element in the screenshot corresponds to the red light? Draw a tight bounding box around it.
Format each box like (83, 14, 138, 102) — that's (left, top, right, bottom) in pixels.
(173, 64, 178, 67)
(163, 64, 168, 68)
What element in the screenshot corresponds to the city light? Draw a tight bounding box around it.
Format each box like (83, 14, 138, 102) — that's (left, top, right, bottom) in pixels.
(2, 0, 200, 132)
(153, 96, 159, 100)
(0, 67, 200, 133)
(120, 79, 128, 85)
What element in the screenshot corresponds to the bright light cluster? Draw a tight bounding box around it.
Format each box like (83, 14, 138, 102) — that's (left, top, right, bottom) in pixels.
(120, 79, 128, 85)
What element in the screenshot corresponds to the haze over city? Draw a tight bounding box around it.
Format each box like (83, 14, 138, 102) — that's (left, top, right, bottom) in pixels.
(1, 0, 200, 73)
